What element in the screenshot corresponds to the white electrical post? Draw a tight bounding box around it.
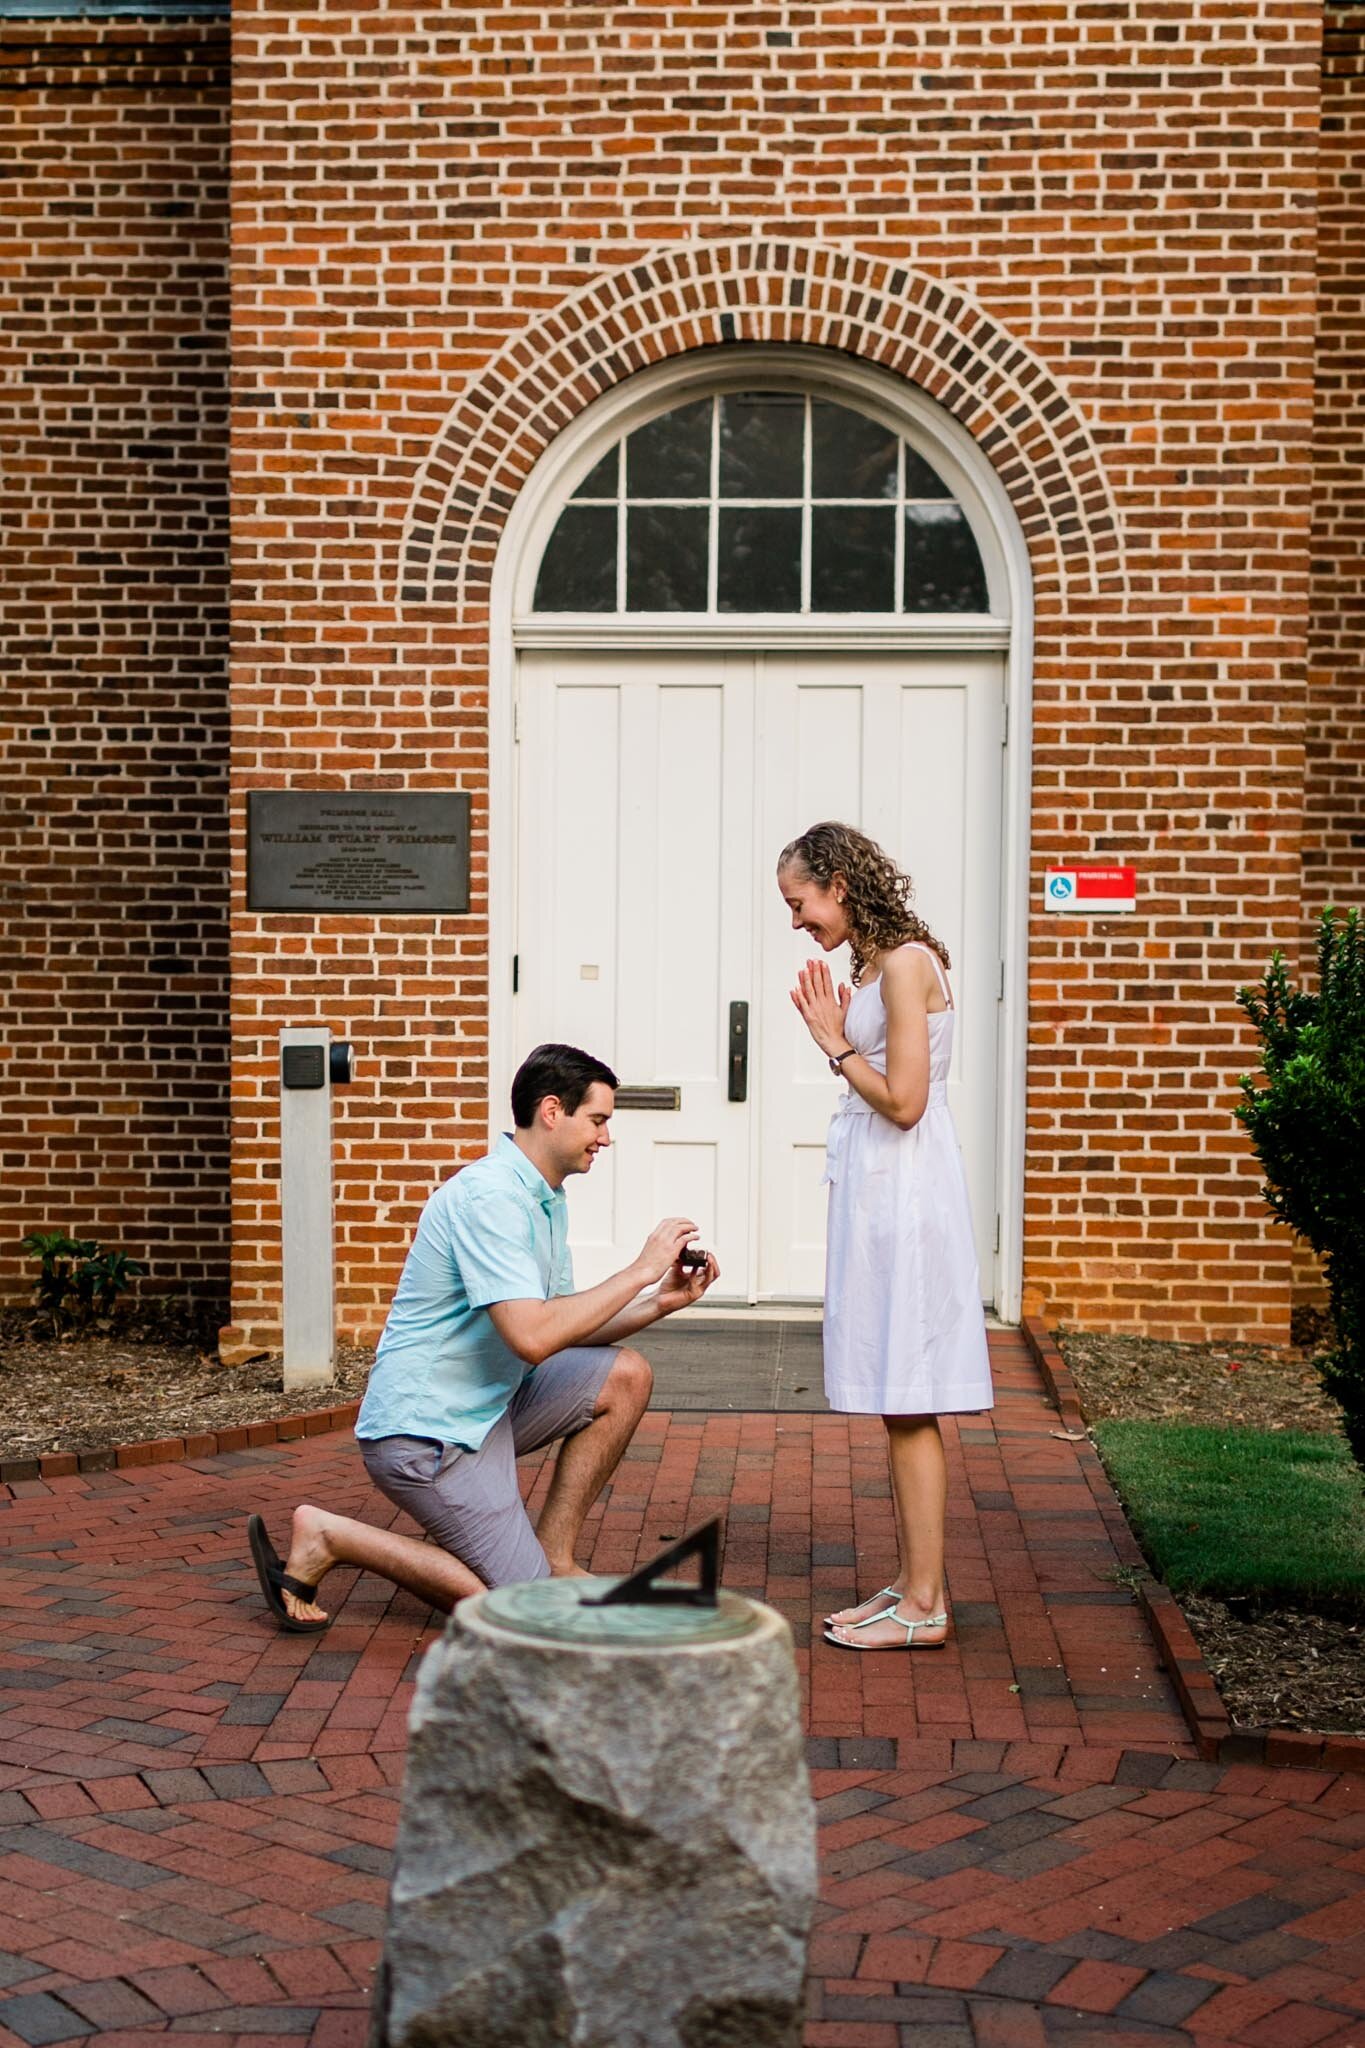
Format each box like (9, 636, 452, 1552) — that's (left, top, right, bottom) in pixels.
(280, 1025, 338, 1391)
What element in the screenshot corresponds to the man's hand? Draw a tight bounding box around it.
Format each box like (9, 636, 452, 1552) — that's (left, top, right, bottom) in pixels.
(655, 1248, 720, 1317)
(488, 1220, 707, 1364)
(633, 1216, 699, 1286)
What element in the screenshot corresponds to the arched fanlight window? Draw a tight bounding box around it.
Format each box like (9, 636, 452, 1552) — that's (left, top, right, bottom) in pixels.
(532, 391, 990, 615)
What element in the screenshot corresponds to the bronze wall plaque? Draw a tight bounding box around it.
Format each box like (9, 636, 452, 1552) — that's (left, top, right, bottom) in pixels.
(248, 792, 471, 914)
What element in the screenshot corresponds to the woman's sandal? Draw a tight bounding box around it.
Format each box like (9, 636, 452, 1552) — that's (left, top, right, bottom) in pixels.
(248, 1513, 332, 1635)
(824, 1586, 899, 1628)
(824, 1606, 948, 1652)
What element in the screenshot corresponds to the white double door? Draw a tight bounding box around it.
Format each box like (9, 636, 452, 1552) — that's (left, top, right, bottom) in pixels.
(511, 647, 1004, 1303)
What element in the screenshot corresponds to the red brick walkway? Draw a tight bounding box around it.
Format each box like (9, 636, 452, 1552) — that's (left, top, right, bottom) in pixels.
(1, 1330, 1362, 2047)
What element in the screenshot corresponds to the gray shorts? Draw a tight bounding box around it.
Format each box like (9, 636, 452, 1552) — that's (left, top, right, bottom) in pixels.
(358, 1345, 618, 1589)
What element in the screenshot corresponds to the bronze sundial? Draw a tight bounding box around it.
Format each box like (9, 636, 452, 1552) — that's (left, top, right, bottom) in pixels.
(479, 1519, 759, 1648)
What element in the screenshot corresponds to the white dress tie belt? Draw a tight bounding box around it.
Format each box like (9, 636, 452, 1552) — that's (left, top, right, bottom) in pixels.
(823, 1082, 949, 1182)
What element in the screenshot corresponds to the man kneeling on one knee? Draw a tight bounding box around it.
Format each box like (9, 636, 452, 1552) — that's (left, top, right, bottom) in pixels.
(249, 1043, 719, 1630)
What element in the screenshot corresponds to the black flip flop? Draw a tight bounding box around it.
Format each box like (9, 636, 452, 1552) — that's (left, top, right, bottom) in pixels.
(247, 1513, 331, 1634)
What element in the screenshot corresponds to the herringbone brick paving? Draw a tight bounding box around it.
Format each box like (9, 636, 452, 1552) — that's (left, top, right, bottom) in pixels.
(0, 1330, 1361, 2046)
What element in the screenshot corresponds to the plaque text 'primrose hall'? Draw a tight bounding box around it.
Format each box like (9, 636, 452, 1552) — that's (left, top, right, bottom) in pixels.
(248, 793, 472, 914)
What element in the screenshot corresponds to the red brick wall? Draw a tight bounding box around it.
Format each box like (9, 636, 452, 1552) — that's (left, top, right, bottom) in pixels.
(1293, 2, 1365, 1313)
(0, 23, 231, 1312)
(224, 0, 1323, 1351)
(1305, 9, 1365, 942)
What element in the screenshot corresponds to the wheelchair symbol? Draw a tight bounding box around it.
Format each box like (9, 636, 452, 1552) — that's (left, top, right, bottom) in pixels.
(1047, 874, 1076, 904)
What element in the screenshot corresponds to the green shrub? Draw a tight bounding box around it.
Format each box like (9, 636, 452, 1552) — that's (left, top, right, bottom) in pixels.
(1237, 908, 1365, 1469)
(19, 1231, 148, 1337)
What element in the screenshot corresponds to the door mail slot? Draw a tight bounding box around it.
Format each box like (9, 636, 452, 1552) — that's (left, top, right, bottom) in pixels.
(614, 1086, 681, 1111)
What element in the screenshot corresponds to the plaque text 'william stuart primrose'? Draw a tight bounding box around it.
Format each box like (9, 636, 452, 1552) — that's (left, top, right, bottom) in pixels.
(248, 792, 471, 914)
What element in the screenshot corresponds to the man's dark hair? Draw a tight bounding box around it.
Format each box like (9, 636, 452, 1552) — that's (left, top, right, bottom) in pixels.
(511, 1043, 618, 1128)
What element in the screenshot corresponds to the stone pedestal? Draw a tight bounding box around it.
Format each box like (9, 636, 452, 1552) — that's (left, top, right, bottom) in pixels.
(372, 1582, 816, 2048)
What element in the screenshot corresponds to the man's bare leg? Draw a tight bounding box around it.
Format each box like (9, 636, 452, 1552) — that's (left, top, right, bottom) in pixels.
(279, 1503, 484, 1625)
(535, 1348, 653, 1576)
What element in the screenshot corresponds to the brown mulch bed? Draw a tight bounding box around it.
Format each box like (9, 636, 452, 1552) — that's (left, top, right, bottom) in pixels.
(0, 1326, 375, 1461)
(1181, 1595, 1365, 1737)
(1056, 1326, 1364, 1739)
(1057, 1328, 1343, 1435)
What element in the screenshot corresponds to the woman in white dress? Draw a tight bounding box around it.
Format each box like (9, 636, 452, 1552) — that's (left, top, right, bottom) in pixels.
(777, 821, 993, 1652)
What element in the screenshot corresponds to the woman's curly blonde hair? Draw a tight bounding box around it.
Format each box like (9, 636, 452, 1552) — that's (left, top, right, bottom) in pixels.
(778, 821, 950, 986)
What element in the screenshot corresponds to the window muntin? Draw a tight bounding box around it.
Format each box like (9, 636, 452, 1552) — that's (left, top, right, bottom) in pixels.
(533, 391, 991, 615)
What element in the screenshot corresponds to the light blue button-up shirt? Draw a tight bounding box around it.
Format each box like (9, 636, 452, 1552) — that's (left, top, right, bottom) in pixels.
(356, 1135, 574, 1452)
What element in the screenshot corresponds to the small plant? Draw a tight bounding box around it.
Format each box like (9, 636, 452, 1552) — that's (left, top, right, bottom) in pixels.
(1236, 908, 1365, 1468)
(21, 1231, 97, 1337)
(81, 1248, 150, 1326)
(19, 1231, 148, 1337)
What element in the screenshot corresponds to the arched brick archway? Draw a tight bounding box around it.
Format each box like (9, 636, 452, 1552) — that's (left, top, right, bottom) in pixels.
(398, 238, 1124, 608)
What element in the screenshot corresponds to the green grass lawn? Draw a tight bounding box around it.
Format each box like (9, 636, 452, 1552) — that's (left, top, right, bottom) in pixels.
(1094, 1421, 1365, 1616)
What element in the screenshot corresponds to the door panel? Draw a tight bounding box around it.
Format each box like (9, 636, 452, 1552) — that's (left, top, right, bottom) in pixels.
(755, 662, 862, 1298)
(756, 651, 1003, 1297)
(516, 677, 622, 1270)
(515, 652, 755, 1290)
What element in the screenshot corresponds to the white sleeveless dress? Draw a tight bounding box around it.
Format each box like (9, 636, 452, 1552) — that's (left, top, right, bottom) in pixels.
(821, 943, 994, 1416)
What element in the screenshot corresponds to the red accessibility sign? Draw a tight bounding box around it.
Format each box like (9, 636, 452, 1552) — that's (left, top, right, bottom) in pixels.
(1043, 865, 1137, 914)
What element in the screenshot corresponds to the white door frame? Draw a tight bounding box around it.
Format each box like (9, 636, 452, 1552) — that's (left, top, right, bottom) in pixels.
(486, 345, 1033, 1322)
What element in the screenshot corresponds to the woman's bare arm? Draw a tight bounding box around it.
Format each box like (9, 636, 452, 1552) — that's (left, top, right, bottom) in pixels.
(847, 947, 932, 1129)
(791, 947, 937, 1130)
